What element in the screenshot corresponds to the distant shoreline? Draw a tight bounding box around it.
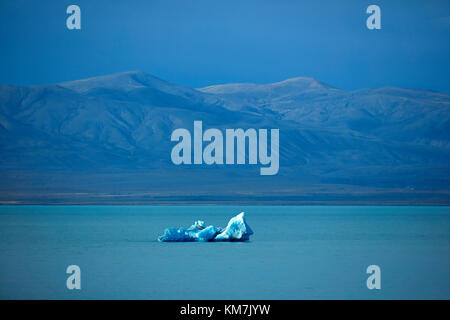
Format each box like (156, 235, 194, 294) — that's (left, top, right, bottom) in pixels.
(1, 201, 449, 206)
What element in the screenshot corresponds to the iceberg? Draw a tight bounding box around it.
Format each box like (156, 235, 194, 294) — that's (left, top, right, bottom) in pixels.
(158, 212, 253, 242)
(214, 212, 254, 241)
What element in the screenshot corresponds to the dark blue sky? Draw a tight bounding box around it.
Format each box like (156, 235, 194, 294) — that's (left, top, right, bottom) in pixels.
(1, 0, 449, 92)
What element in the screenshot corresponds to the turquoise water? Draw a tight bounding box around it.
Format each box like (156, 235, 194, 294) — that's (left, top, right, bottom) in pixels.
(0, 205, 449, 299)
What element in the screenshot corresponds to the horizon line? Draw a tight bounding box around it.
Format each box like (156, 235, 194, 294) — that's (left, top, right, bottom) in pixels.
(1, 70, 449, 95)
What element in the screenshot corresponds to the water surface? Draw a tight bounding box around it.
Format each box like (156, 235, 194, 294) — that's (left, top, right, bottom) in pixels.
(0, 205, 449, 299)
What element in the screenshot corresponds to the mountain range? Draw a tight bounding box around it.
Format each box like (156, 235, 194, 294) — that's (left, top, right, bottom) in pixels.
(1, 71, 449, 204)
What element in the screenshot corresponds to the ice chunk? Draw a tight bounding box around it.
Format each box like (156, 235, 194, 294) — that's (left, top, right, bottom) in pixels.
(158, 222, 222, 242)
(157, 212, 253, 242)
(215, 212, 253, 241)
(157, 227, 195, 242)
(187, 220, 206, 231)
(196, 225, 221, 241)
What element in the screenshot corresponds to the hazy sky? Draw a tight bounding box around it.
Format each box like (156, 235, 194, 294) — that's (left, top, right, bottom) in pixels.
(1, 0, 449, 92)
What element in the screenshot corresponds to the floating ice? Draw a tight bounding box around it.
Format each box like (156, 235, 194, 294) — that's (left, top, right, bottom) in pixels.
(158, 212, 253, 242)
(214, 212, 253, 241)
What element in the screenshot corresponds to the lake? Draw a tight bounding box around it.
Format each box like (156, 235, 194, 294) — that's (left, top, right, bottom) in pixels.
(0, 205, 449, 299)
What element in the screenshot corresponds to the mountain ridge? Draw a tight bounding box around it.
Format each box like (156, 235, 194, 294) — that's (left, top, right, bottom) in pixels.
(0, 71, 449, 204)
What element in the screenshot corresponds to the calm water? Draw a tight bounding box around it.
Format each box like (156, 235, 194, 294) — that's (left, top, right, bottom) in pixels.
(0, 205, 449, 299)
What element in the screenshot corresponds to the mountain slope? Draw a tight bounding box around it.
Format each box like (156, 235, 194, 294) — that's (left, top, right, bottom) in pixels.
(1, 71, 449, 204)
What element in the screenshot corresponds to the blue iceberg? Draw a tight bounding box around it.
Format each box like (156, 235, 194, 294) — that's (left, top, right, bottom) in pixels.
(158, 212, 253, 242)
